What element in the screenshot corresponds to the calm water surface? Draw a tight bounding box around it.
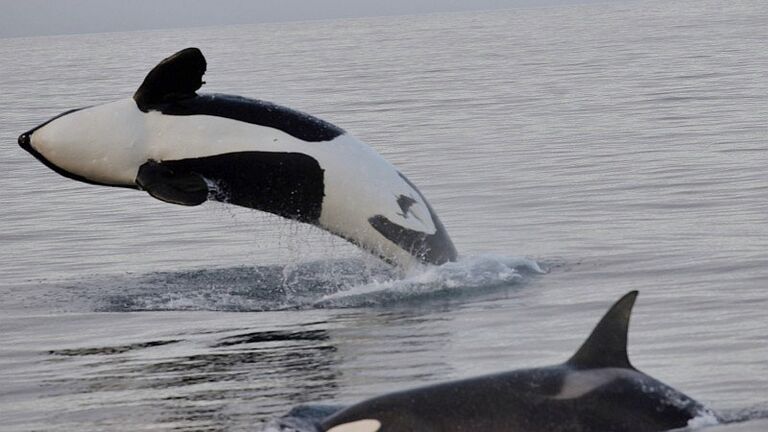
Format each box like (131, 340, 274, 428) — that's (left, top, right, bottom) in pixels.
(1, 0, 767, 431)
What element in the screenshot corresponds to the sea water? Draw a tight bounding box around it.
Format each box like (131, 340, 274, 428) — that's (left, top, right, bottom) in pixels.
(1, 0, 766, 430)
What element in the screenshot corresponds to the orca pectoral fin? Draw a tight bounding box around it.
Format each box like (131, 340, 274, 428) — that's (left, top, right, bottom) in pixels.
(133, 47, 206, 111)
(136, 160, 208, 206)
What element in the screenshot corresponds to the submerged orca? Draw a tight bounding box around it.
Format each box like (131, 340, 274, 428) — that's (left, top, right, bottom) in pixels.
(319, 291, 718, 432)
(18, 48, 457, 269)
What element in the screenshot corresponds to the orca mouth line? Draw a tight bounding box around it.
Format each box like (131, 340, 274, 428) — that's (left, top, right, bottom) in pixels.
(20, 139, 135, 190)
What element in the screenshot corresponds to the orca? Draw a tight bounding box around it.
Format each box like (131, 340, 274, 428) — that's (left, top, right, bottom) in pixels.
(318, 291, 719, 432)
(18, 48, 457, 269)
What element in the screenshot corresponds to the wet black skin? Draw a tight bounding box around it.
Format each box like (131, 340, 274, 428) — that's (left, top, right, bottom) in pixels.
(319, 292, 716, 432)
(320, 365, 705, 432)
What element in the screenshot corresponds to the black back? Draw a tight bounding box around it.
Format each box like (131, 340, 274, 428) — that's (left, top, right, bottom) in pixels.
(133, 48, 344, 142)
(157, 94, 344, 142)
(320, 291, 714, 432)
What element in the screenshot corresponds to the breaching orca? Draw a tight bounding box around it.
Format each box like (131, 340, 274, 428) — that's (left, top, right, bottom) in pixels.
(18, 48, 457, 269)
(319, 291, 719, 432)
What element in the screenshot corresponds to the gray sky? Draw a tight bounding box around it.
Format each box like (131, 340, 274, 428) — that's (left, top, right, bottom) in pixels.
(1, 0, 590, 38)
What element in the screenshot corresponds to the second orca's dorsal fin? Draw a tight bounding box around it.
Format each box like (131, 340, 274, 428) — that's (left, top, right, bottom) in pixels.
(566, 291, 638, 370)
(134, 47, 207, 111)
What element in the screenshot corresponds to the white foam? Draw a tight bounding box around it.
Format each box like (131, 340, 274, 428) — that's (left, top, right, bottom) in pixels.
(687, 410, 720, 429)
(317, 254, 543, 305)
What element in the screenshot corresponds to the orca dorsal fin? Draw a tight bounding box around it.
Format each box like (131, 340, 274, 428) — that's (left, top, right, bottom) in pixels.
(133, 47, 207, 111)
(566, 291, 638, 370)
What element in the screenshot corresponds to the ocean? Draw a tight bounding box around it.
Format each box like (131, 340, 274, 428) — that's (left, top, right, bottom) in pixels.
(1, 0, 766, 430)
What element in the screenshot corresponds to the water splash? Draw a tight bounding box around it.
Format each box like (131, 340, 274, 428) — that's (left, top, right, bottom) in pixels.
(74, 254, 544, 312)
(687, 410, 721, 429)
(315, 254, 543, 308)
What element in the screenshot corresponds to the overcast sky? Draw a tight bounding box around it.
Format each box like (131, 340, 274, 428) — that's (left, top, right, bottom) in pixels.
(1, 0, 595, 38)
